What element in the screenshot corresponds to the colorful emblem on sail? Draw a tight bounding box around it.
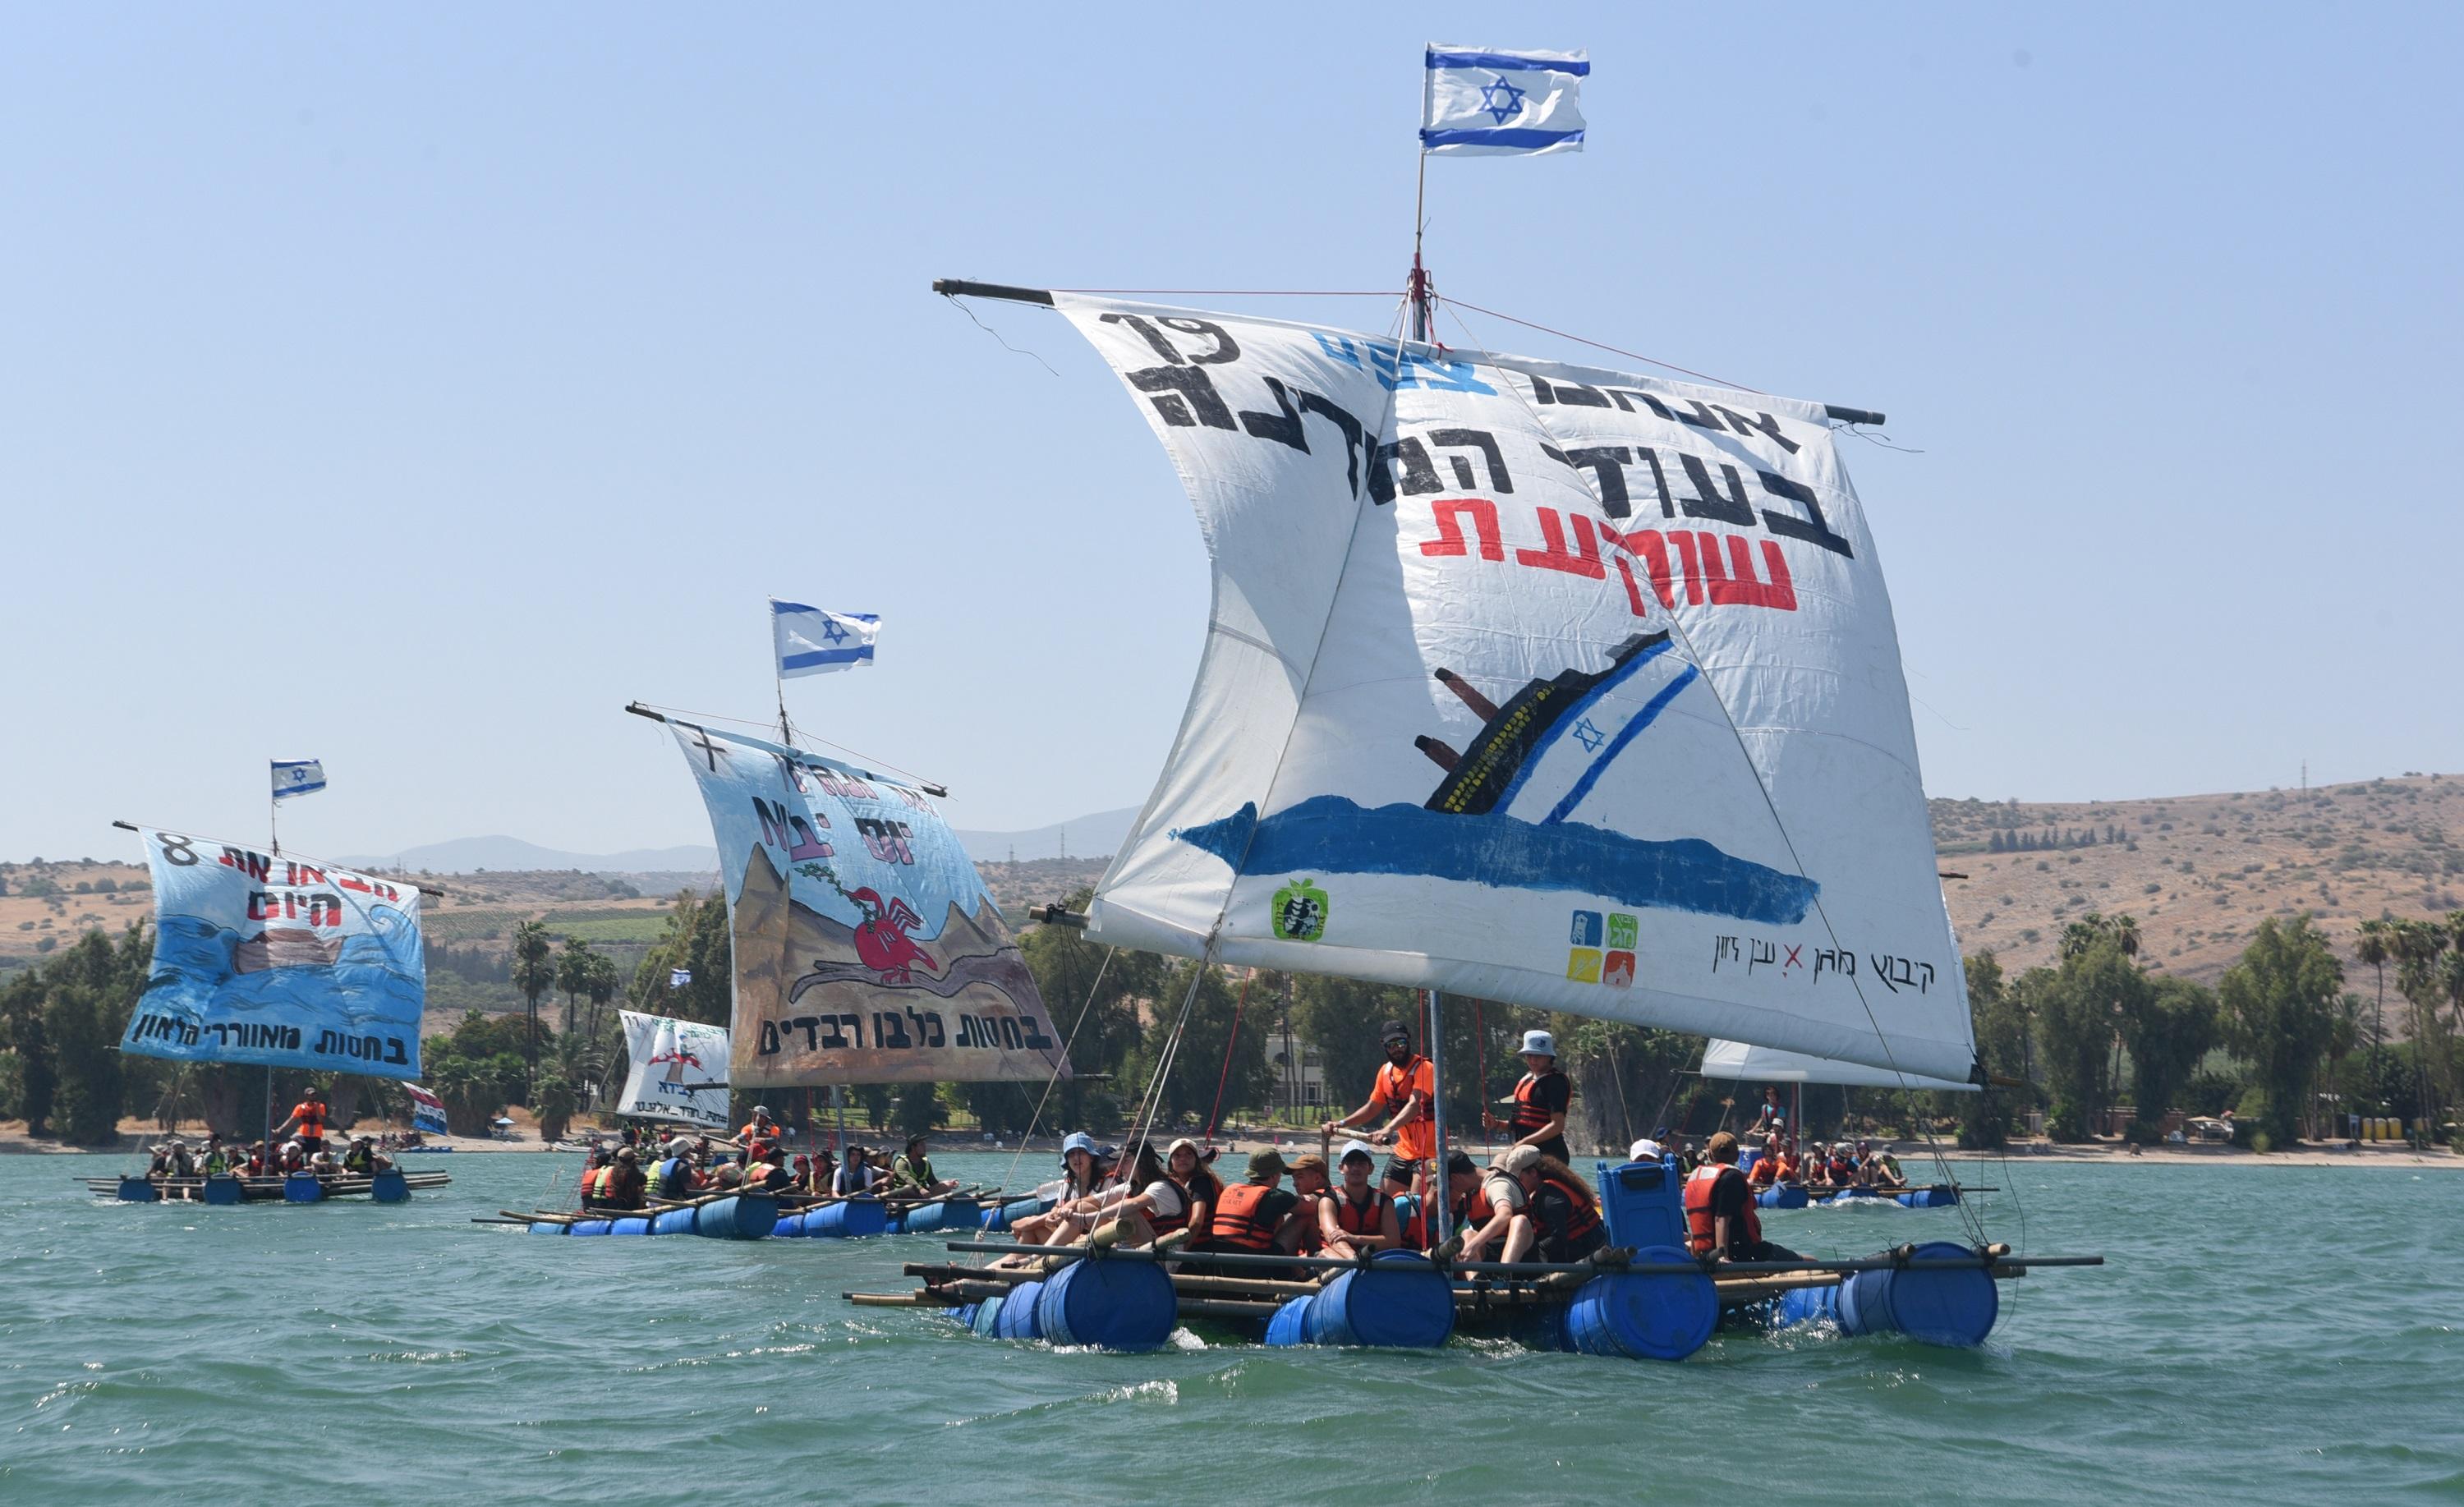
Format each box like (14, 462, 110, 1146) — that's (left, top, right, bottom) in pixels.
(1271, 878, 1330, 940)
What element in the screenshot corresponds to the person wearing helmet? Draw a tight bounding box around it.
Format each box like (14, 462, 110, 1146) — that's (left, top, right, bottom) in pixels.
(1486, 1028, 1571, 1163)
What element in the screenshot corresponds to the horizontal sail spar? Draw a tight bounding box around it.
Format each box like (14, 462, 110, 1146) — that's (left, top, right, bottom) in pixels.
(1700, 1038, 1977, 1092)
(1033, 292, 1974, 1083)
(652, 714, 1066, 1087)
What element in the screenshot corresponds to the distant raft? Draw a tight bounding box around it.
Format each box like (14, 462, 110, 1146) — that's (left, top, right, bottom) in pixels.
(1756, 1183, 1965, 1210)
(91, 1169, 444, 1205)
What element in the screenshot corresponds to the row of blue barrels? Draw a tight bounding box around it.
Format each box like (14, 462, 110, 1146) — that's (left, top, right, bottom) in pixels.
(1263, 1251, 1455, 1349)
(527, 1193, 780, 1239)
(1772, 1241, 2000, 1347)
(1755, 1185, 1961, 1211)
(117, 1172, 409, 1205)
(947, 1259, 1181, 1351)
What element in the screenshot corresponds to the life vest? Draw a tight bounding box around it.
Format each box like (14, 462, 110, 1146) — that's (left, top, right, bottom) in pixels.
(1332, 1186, 1386, 1238)
(292, 1101, 329, 1138)
(582, 1166, 611, 1204)
(1510, 1071, 1567, 1137)
(1404, 1183, 1490, 1248)
(1748, 1156, 1777, 1188)
(1533, 1173, 1603, 1243)
(1682, 1162, 1761, 1256)
(1373, 1056, 1437, 1160)
(342, 1146, 372, 1173)
(1145, 1175, 1193, 1236)
(740, 1122, 776, 1157)
(1207, 1182, 1284, 1252)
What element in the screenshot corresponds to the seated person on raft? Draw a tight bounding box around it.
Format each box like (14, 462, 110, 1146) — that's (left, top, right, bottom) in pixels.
(832, 1144, 883, 1197)
(1748, 1134, 1785, 1188)
(582, 1146, 649, 1211)
(1410, 1150, 1494, 1254)
(1193, 1150, 1317, 1265)
(747, 1146, 797, 1193)
(891, 1134, 958, 1198)
(1041, 1142, 1177, 1249)
(1685, 1132, 1802, 1264)
(651, 1138, 705, 1199)
(340, 1136, 394, 1174)
(1315, 1140, 1403, 1258)
(1857, 1141, 1907, 1189)
(1006, 1132, 1109, 1247)
(1465, 1145, 1608, 1265)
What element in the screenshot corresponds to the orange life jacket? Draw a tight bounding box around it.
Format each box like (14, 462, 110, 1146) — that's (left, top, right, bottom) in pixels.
(1145, 1175, 1193, 1236)
(1683, 1162, 1761, 1256)
(292, 1101, 329, 1138)
(1748, 1156, 1777, 1188)
(1207, 1182, 1284, 1252)
(1510, 1071, 1565, 1136)
(1332, 1186, 1386, 1238)
(1404, 1182, 1492, 1249)
(1373, 1056, 1437, 1161)
(1534, 1173, 1603, 1242)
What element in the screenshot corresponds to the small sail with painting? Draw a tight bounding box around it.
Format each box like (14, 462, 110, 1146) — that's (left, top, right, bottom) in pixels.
(615, 1009, 732, 1131)
(91, 825, 448, 1206)
(1700, 1038, 1979, 1093)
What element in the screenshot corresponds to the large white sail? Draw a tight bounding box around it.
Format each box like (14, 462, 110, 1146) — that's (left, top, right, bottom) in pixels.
(1700, 1038, 1976, 1092)
(616, 1009, 732, 1128)
(1051, 296, 1974, 1082)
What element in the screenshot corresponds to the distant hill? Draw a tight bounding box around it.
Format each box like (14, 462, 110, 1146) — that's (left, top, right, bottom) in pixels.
(951, 806, 1139, 864)
(337, 836, 717, 875)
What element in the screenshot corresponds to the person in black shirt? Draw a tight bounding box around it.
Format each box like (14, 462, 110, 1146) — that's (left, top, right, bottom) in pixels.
(1487, 1029, 1573, 1164)
(1682, 1132, 1800, 1263)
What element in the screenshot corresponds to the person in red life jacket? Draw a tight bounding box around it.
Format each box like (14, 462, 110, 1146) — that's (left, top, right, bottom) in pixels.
(1197, 1150, 1312, 1257)
(598, 1146, 648, 1211)
(1322, 1020, 1437, 1197)
(273, 1086, 332, 1161)
(1410, 1150, 1499, 1253)
(1316, 1140, 1404, 1259)
(1484, 1030, 1573, 1164)
(1748, 1133, 1785, 1188)
(738, 1105, 781, 1165)
(1685, 1132, 1801, 1264)
(747, 1146, 796, 1193)
(1826, 1144, 1856, 1187)
(1486, 1145, 1607, 1264)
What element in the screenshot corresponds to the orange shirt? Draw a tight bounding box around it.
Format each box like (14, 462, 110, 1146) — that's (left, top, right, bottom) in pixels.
(1374, 1056, 1437, 1161)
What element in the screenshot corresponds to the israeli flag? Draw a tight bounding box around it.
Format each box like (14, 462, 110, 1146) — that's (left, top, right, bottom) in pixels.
(1422, 44, 1587, 156)
(669, 967, 692, 989)
(771, 600, 879, 678)
(271, 758, 326, 801)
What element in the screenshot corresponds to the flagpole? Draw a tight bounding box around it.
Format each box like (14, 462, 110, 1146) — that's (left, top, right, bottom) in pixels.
(1409, 147, 1431, 342)
(269, 777, 280, 858)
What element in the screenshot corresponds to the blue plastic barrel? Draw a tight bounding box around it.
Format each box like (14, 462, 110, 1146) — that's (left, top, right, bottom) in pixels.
(992, 1279, 1046, 1342)
(897, 1201, 947, 1234)
(970, 1292, 1007, 1337)
(1511, 1301, 1572, 1353)
(773, 1212, 804, 1237)
(570, 1219, 613, 1236)
(1034, 1259, 1178, 1351)
(1561, 1245, 1717, 1362)
(283, 1173, 324, 1204)
(1776, 1282, 1842, 1329)
(1263, 1296, 1314, 1347)
(982, 1196, 1050, 1232)
(1775, 1243, 1999, 1348)
(1757, 1185, 1809, 1210)
(802, 1199, 889, 1238)
(528, 1221, 571, 1235)
(940, 1197, 982, 1230)
(610, 1216, 653, 1236)
(117, 1177, 159, 1202)
(1303, 1251, 1454, 1348)
(692, 1193, 779, 1239)
(370, 1169, 409, 1204)
(951, 1303, 980, 1330)
(202, 1174, 244, 1206)
(1896, 1187, 1960, 1209)
(653, 1206, 700, 1236)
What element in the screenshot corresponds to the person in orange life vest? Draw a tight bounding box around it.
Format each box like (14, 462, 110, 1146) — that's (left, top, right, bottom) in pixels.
(1414, 1150, 1501, 1255)
(1489, 1145, 1608, 1264)
(747, 1146, 796, 1193)
(1827, 1144, 1856, 1186)
(738, 1105, 781, 1165)
(600, 1146, 648, 1210)
(1322, 1020, 1437, 1196)
(1748, 1133, 1786, 1188)
(1316, 1140, 1404, 1259)
(1484, 1030, 1572, 1164)
(1198, 1150, 1312, 1256)
(274, 1086, 332, 1160)
(1685, 1132, 1800, 1263)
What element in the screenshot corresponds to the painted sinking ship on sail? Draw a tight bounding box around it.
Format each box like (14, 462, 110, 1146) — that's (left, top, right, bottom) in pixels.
(93, 823, 448, 1206)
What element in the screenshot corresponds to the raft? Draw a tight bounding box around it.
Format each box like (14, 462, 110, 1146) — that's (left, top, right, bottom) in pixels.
(1757, 1183, 1964, 1210)
(522, 1193, 781, 1239)
(93, 1169, 447, 1204)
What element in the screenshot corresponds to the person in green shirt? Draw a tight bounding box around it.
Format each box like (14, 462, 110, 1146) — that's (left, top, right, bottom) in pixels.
(891, 1134, 958, 1197)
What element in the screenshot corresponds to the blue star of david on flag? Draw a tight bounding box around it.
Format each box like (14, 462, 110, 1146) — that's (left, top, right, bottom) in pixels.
(1422, 44, 1587, 157)
(271, 758, 327, 801)
(1571, 718, 1607, 754)
(770, 600, 880, 678)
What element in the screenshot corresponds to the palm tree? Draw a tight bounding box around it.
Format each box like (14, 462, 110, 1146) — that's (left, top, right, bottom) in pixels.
(2356, 917, 2393, 1102)
(2391, 920, 2453, 1140)
(554, 937, 593, 1038)
(510, 921, 554, 1091)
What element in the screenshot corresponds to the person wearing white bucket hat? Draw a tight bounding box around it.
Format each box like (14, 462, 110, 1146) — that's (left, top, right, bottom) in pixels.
(1484, 1028, 1571, 1163)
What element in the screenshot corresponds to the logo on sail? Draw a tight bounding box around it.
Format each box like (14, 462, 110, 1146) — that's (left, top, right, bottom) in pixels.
(1271, 878, 1331, 941)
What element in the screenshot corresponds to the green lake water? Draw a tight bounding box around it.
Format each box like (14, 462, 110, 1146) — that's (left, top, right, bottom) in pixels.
(4, 1150, 2457, 1505)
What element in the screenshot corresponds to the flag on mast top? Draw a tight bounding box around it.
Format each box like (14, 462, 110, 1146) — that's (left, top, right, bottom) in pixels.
(770, 600, 879, 678)
(1421, 45, 1587, 156)
(271, 759, 326, 801)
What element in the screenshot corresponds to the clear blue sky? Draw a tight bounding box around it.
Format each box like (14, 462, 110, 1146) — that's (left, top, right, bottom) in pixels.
(5, 6, 2457, 865)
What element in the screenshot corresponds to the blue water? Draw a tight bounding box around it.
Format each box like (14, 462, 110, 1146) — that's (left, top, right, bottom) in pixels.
(3, 1152, 2458, 1505)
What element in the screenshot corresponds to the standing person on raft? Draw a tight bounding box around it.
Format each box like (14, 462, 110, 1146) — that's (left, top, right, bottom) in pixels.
(1321, 1019, 1437, 1199)
(272, 1085, 332, 1162)
(1484, 1029, 1573, 1164)
(1685, 1132, 1802, 1265)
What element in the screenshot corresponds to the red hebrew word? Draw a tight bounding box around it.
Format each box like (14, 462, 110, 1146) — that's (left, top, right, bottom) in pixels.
(1420, 498, 1504, 561)
(1513, 508, 1607, 580)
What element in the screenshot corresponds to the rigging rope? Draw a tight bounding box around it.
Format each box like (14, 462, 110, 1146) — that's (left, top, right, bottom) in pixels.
(997, 943, 1118, 1196)
(1436, 295, 1763, 393)
(1202, 968, 1257, 1141)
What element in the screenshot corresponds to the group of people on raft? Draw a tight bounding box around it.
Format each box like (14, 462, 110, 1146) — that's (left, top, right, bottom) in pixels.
(138, 1087, 398, 1188)
(1744, 1133, 1909, 1192)
(995, 1022, 1801, 1274)
(575, 1104, 960, 1213)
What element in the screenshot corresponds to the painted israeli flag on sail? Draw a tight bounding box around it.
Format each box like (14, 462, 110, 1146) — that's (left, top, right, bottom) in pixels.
(771, 600, 879, 678)
(271, 758, 326, 801)
(1422, 44, 1587, 156)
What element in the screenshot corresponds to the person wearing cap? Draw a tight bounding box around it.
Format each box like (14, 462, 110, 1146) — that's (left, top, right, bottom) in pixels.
(892, 1134, 958, 1197)
(652, 1137, 703, 1200)
(1865, 1142, 1906, 1189)
(1683, 1132, 1800, 1264)
(747, 1145, 797, 1193)
(595, 1146, 648, 1211)
(1316, 1140, 1402, 1257)
(738, 1105, 782, 1165)
(1748, 1133, 1785, 1188)
(1322, 1019, 1437, 1196)
(1197, 1150, 1312, 1257)
(1486, 1029, 1572, 1164)
(1494, 1145, 1607, 1264)
(199, 1133, 232, 1177)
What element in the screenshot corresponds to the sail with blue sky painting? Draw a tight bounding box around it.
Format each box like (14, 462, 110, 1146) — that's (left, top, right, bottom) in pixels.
(1018, 296, 1975, 1084)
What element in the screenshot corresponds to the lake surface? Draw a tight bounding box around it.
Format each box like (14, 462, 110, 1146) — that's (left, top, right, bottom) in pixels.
(4, 1149, 2457, 1505)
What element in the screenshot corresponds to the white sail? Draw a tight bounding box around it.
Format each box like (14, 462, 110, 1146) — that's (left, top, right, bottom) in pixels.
(1700, 1038, 1976, 1092)
(617, 1009, 733, 1128)
(1053, 296, 1973, 1082)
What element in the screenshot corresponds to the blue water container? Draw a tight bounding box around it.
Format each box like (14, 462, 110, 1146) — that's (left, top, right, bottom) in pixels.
(370, 1169, 409, 1204)
(609, 1216, 653, 1236)
(116, 1177, 159, 1202)
(951, 1303, 980, 1330)
(529, 1221, 571, 1235)
(652, 1206, 701, 1236)
(992, 1279, 1046, 1342)
(970, 1292, 1008, 1337)
(692, 1193, 780, 1239)
(940, 1197, 981, 1230)
(1035, 1258, 1178, 1352)
(1776, 1242, 1999, 1348)
(570, 1219, 613, 1236)
(773, 1211, 805, 1237)
(1303, 1251, 1454, 1349)
(1757, 1185, 1810, 1210)
(283, 1173, 324, 1204)
(982, 1195, 1051, 1232)
(1560, 1245, 1717, 1362)
(1777, 1283, 1842, 1329)
(1896, 1187, 1960, 1210)
(202, 1174, 244, 1206)
(1264, 1296, 1315, 1348)
(802, 1199, 889, 1238)
(1595, 1158, 1687, 1250)
(897, 1201, 947, 1235)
